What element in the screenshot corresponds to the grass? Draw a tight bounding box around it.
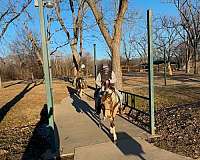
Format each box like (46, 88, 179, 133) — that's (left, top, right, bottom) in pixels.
(0, 80, 68, 130)
(86, 72, 200, 112)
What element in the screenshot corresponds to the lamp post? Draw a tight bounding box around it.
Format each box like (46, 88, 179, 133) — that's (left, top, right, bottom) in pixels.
(164, 50, 167, 86)
(147, 9, 155, 136)
(35, 0, 56, 153)
(93, 44, 97, 88)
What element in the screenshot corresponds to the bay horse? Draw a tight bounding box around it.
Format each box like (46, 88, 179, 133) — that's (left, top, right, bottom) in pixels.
(75, 77, 87, 98)
(99, 82, 121, 142)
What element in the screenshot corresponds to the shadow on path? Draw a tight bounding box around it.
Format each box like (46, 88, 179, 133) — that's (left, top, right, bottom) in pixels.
(67, 86, 146, 160)
(3, 80, 25, 88)
(117, 132, 146, 160)
(67, 86, 112, 139)
(0, 81, 42, 122)
(22, 104, 60, 160)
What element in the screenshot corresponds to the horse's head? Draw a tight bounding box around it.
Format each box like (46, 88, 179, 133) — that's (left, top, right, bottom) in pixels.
(101, 91, 112, 104)
(102, 80, 115, 92)
(101, 87, 120, 119)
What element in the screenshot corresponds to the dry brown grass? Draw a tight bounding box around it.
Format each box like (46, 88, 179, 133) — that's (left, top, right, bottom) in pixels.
(0, 80, 67, 130)
(86, 72, 200, 110)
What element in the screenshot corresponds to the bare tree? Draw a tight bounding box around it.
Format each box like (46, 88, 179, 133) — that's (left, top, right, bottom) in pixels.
(173, 0, 200, 74)
(0, 0, 32, 39)
(121, 11, 140, 71)
(86, 0, 128, 89)
(154, 16, 181, 75)
(54, 0, 87, 77)
(130, 33, 148, 65)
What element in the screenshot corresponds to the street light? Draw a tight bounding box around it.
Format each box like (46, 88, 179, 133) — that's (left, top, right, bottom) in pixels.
(34, 0, 55, 8)
(35, 0, 56, 154)
(45, 1, 55, 8)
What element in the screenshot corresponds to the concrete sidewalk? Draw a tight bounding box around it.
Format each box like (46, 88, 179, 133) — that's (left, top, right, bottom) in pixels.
(74, 139, 192, 160)
(54, 84, 193, 160)
(54, 89, 110, 155)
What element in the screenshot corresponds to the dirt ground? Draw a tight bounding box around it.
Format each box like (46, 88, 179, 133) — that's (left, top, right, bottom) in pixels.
(0, 80, 67, 160)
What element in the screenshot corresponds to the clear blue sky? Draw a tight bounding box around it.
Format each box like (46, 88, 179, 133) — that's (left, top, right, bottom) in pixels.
(0, 0, 178, 60)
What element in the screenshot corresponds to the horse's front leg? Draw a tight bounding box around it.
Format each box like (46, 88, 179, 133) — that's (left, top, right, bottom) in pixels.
(110, 119, 117, 142)
(79, 89, 83, 98)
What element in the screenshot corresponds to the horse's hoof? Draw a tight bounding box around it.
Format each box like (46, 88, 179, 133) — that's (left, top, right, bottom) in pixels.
(113, 140, 117, 145)
(113, 134, 117, 142)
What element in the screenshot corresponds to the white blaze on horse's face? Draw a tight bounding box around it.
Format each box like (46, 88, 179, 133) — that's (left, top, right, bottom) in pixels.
(105, 88, 113, 94)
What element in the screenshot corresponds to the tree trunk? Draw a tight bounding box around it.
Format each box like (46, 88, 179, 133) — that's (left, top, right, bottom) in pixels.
(31, 72, 34, 82)
(111, 43, 122, 89)
(126, 59, 130, 72)
(167, 62, 173, 76)
(194, 44, 198, 74)
(185, 42, 192, 73)
(86, 0, 127, 90)
(186, 59, 191, 73)
(71, 42, 80, 77)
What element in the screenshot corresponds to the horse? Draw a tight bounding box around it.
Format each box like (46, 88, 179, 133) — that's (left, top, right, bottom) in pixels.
(99, 82, 121, 142)
(75, 77, 87, 98)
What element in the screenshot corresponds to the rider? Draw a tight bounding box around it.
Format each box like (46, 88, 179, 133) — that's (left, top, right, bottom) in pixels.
(95, 63, 123, 115)
(73, 64, 86, 86)
(79, 64, 86, 78)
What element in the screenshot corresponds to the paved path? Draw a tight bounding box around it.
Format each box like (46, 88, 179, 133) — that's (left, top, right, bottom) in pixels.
(54, 83, 193, 160)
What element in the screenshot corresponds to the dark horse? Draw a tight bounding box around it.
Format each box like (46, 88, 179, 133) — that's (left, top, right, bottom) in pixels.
(75, 77, 87, 98)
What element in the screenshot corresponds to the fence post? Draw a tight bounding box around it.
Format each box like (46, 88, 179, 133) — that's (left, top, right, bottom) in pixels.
(147, 9, 155, 135)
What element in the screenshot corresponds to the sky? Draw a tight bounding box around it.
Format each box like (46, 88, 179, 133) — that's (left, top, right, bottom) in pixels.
(0, 0, 179, 60)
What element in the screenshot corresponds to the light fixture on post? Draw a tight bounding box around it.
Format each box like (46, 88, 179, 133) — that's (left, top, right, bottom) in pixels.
(34, 0, 55, 8)
(45, 0, 55, 8)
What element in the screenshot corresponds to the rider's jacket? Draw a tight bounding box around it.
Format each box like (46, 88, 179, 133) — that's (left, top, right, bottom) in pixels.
(96, 71, 116, 88)
(101, 69, 112, 83)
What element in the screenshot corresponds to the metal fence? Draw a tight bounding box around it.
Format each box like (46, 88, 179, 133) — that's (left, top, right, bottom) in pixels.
(119, 90, 149, 116)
